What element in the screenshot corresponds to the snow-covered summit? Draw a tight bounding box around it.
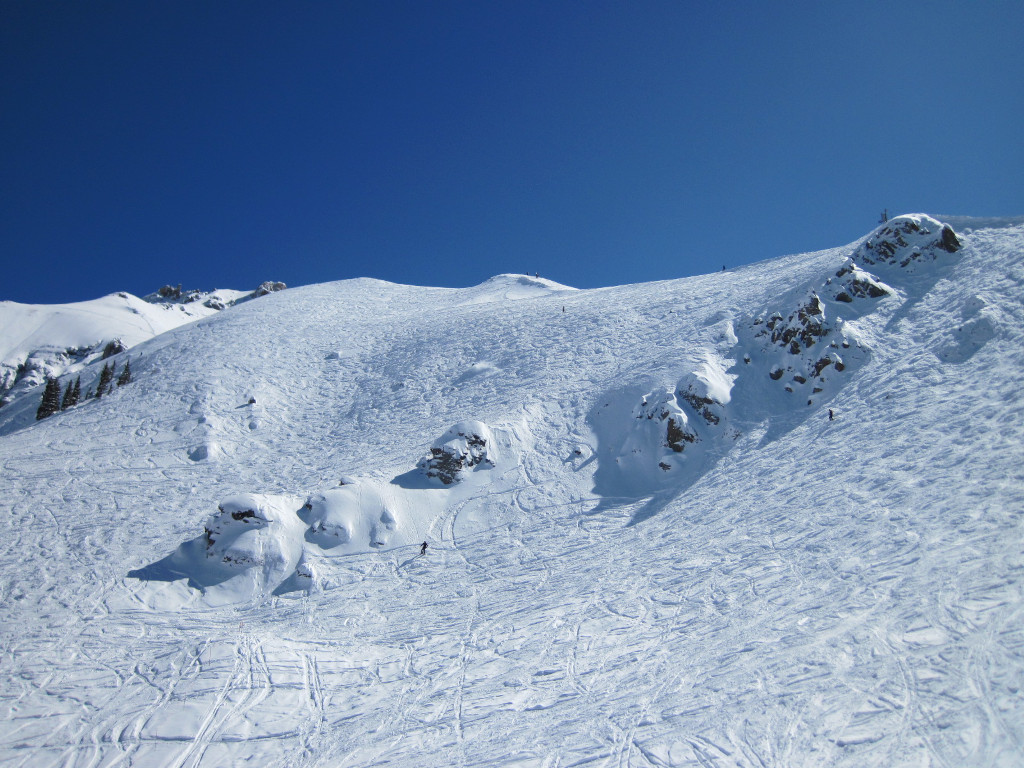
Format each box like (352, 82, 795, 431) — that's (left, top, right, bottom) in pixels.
(456, 273, 576, 304)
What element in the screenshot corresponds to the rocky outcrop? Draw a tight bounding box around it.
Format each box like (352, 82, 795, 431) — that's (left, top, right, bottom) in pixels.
(636, 389, 698, 455)
(144, 281, 287, 310)
(756, 293, 829, 357)
(747, 242, 899, 406)
(418, 421, 496, 484)
(254, 281, 287, 297)
(827, 262, 890, 303)
(751, 292, 859, 404)
(855, 214, 961, 271)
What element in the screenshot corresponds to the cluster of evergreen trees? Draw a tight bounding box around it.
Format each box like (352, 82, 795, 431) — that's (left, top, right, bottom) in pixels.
(36, 359, 132, 421)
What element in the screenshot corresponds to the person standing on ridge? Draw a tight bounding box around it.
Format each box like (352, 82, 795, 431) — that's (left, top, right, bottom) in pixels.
(828, 409, 835, 421)
(420, 541, 428, 555)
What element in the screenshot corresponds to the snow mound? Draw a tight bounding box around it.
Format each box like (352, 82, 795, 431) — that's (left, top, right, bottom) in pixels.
(455, 361, 501, 383)
(134, 486, 414, 600)
(302, 483, 409, 552)
(133, 419, 527, 601)
(204, 495, 304, 574)
(937, 295, 1000, 363)
(678, 354, 736, 425)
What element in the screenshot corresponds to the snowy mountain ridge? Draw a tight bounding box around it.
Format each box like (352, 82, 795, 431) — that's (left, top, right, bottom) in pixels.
(2, 214, 1023, 767)
(0, 280, 285, 413)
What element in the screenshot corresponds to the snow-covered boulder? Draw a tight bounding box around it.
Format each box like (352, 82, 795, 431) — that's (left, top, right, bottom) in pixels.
(161, 493, 309, 602)
(418, 421, 497, 485)
(854, 214, 961, 273)
(203, 495, 302, 569)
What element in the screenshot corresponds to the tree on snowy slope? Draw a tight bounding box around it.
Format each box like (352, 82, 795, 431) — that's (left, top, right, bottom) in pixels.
(94, 363, 114, 399)
(117, 360, 132, 387)
(60, 380, 74, 410)
(60, 376, 82, 410)
(36, 377, 61, 420)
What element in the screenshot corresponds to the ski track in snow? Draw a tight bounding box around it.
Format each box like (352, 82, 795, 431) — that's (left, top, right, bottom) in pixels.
(1, 224, 1024, 766)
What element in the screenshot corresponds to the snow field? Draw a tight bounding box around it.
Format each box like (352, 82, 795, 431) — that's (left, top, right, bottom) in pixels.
(0, 217, 1022, 766)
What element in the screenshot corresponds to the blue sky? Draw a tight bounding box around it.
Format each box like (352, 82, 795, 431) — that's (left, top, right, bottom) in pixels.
(2, 1, 1021, 304)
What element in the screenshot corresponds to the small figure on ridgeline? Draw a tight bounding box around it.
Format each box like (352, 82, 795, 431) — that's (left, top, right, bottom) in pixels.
(828, 409, 835, 422)
(420, 541, 428, 555)
(879, 209, 888, 224)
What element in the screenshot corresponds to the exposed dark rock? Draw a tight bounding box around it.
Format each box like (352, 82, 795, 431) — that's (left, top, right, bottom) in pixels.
(665, 416, 697, 452)
(939, 224, 961, 253)
(418, 421, 496, 484)
(680, 391, 720, 425)
(812, 357, 833, 377)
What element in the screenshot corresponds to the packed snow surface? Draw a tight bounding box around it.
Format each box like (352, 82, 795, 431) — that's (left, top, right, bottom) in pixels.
(2, 215, 1024, 766)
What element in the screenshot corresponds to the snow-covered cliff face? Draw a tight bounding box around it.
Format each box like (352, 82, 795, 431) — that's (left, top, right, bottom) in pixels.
(2, 217, 1023, 768)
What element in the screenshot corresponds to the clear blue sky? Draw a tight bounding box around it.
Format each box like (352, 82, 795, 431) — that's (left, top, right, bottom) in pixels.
(2, 1, 1021, 304)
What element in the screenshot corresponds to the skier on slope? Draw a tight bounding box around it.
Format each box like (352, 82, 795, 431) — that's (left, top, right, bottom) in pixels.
(420, 541, 428, 555)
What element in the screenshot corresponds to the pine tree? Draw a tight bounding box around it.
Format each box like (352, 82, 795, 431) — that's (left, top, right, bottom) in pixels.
(117, 359, 132, 387)
(61, 380, 74, 410)
(36, 377, 62, 420)
(95, 363, 113, 399)
(72, 377, 81, 406)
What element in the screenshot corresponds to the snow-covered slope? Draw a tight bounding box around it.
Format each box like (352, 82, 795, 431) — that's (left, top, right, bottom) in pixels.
(1, 215, 1023, 767)
(0, 282, 283, 418)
